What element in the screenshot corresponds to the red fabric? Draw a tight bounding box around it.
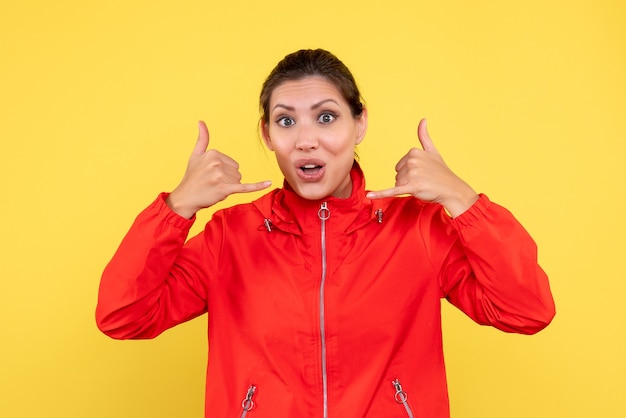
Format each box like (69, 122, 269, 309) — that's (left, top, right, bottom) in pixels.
(96, 163, 555, 418)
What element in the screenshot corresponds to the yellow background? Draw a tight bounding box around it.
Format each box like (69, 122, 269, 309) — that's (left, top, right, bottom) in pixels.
(1, 0, 624, 417)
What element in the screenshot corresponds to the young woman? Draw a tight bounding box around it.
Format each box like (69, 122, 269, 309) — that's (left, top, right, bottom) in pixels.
(97, 49, 555, 418)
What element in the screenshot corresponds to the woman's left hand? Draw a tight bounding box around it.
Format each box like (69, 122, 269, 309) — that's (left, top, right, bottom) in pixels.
(366, 119, 479, 218)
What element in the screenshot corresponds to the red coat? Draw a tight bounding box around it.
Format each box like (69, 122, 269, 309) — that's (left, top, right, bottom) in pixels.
(96, 163, 555, 418)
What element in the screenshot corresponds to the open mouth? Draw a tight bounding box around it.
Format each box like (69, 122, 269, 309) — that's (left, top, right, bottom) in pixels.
(300, 163, 323, 174)
(296, 160, 325, 181)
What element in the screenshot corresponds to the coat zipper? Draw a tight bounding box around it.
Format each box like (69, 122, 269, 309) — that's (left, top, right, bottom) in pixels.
(392, 379, 415, 418)
(318, 202, 330, 418)
(240, 385, 256, 418)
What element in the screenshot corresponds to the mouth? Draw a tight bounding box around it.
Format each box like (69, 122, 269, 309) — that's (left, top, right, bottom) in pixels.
(295, 160, 325, 181)
(300, 163, 323, 174)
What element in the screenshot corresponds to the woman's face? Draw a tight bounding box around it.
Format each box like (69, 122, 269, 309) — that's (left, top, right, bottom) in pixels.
(261, 76, 368, 200)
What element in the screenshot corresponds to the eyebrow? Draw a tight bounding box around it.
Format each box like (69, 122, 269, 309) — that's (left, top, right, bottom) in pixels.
(272, 99, 340, 113)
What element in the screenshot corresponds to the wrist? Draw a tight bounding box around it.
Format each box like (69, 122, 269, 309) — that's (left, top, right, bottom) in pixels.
(441, 185, 479, 218)
(166, 192, 197, 219)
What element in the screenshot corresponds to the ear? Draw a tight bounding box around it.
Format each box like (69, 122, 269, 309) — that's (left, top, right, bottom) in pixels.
(355, 107, 368, 146)
(260, 120, 274, 151)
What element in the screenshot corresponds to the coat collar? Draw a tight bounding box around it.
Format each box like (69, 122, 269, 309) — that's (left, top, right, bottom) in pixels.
(253, 161, 381, 235)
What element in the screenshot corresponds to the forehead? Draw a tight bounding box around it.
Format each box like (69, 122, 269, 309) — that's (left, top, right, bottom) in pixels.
(270, 76, 345, 108)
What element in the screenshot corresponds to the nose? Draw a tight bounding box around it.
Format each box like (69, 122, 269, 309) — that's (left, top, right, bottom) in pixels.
(295, 123, 318, 151)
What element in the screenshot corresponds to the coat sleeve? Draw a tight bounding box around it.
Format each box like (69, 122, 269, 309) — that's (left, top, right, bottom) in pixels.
(427, 194, 555, 334)
(95, 193, 215, 339)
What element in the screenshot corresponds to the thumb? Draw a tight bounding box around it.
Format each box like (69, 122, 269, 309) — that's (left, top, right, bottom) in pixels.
(417, 118, 439, 155)
(191, 120, 210, 157)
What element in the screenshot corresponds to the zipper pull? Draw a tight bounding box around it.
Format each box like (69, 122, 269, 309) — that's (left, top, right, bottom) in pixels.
(241, 385, 256, 412)
(318, 202, 330, 220)
(392, 379, 415, 418)
(392, 378, 408, 403)
(375, 208, 383, 224)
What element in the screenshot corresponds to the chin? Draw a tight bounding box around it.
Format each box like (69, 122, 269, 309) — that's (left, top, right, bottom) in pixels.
(293, 184, 331, 201)
(297, 190, 329, 201)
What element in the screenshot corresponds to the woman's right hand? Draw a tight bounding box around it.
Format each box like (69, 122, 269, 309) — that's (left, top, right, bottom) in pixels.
(166, 121, 272, 219)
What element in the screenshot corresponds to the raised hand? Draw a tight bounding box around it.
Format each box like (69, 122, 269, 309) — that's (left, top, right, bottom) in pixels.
(166, 121, 272, 219)
(366, 119, 478, 218)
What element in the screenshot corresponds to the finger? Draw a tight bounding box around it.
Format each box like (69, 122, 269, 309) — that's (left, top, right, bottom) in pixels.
(393, 151, 411, 172)
(417, 118, 439, 155)
(191, 120, 210, 157)
(394, 147, 426, 172)
(214, 150, 241, 169)
(366, 186, 412, 200)
(230, 181, 273, 195)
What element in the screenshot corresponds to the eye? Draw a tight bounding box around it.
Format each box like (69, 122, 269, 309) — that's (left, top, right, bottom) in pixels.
(277, 116, 295, 127)
(318, 112, 336, 124)
(317, 112, 337, 123)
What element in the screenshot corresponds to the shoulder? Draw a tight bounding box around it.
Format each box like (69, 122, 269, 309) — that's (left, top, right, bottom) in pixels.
(379, 195, 442, 219)
(367, 196, 451, 238)
(209, 189, 279, 225)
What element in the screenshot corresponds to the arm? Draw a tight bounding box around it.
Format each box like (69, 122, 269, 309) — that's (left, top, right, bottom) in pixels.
(95, 194, 208, 339)
(433, 195, 555, 334)
(96, 121, 271, 339)
(369, 118, 554, 333)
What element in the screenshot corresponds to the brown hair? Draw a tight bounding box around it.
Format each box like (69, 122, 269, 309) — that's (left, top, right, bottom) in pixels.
(259, 49, 364, 124)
